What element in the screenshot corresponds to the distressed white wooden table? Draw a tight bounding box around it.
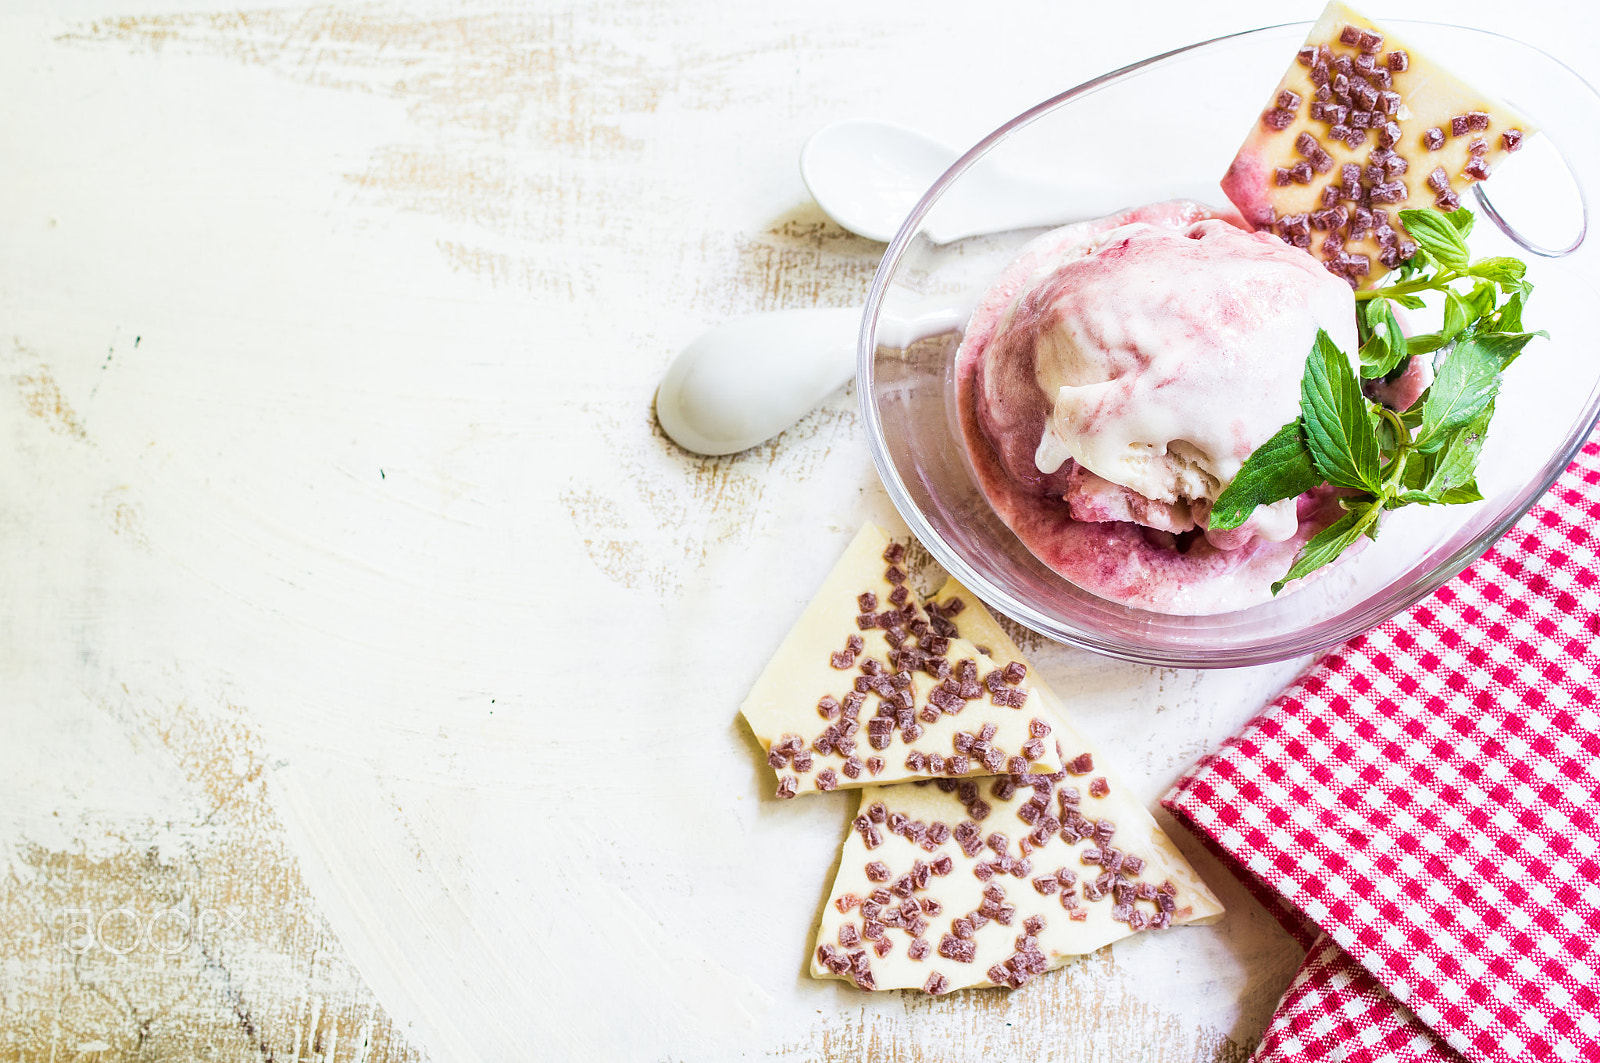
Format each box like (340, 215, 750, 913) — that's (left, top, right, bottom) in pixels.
(3, 1, 1594, 1059)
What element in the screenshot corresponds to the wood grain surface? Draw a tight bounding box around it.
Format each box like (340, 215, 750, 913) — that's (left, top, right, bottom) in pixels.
(3, 1, 1595, 1060)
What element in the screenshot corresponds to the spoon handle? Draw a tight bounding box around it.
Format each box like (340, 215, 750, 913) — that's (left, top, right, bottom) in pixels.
(931, 174, 1224, 244)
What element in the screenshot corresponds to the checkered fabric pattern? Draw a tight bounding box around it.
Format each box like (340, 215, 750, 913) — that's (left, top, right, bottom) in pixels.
(1164, 438, 1600, 1063)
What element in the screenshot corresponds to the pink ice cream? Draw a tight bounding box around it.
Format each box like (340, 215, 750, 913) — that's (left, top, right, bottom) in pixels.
(956, 200, 1359, 614)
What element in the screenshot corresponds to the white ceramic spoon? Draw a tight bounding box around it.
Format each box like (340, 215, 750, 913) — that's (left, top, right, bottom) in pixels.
(800, 118, 1217, 244)
(655, 302, 970, 456)
(655, 308, 860, 456)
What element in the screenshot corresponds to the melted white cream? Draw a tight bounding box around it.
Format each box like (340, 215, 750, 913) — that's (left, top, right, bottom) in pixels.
(1019, 219, 1357, 529)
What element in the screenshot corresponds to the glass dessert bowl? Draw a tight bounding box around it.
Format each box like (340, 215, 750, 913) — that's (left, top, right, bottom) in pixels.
(859, 19, 1600, 668)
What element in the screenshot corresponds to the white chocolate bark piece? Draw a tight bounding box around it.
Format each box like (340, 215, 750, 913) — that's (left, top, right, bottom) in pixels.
(1222, 1, 1537, 286)
(812, 759, 1225, 993)
(741, 526, 1064, 798)
(929, 578, 1221, 916)
(810, 581, 1224, 993)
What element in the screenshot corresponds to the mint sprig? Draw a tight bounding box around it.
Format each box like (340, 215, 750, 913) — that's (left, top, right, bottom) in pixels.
(1211, 206, 1546, 594)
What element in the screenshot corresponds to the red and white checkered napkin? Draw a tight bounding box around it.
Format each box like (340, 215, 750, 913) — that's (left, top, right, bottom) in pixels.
(1164, 438, 1600, 1063)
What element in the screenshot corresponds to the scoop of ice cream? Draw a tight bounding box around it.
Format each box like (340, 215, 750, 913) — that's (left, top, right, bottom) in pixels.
(976, 216, 1357, 547)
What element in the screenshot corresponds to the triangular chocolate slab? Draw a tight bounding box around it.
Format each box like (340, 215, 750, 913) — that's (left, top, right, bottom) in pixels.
(741, 527, 1064, 798)
(1222, 1, 1536, 286)
(809, 581, 1223, 993)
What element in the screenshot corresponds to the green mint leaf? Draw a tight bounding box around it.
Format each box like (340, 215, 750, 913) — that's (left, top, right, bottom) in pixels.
(1300, 330, 1383, 493)
(1445, 206, 1475, 235)
(1398, 208, 1471, 272)
(1437, 480, 1485, 504)
(1441, 292, 1471, 343)
(1473, 330, 1546, 367)
(1414, 333, 1507, 453)
(1424, 403, 1493, 499)
(1466, 279, 1499, 319)
(1359, 299, 1408, 379)
(1271, 503, 1378, 595)
(1399, 447, 1434, 494)
(1208, 421, 1322, 530)
(1470, 256, 1528, 289)
(1497, 289, 1527, 333)
(1406, 332, 1446, 356)
(1393, 292, 1428, 310)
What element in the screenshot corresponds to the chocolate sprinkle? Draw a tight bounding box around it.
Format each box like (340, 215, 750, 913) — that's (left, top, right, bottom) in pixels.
(1370, 181, 1407, 204)
(1262, 108, 1296, 131)
(1424, 127, 1445, 150)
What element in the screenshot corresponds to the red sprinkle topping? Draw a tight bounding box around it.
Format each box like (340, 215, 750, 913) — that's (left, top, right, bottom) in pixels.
(865, 861, 890, 882)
